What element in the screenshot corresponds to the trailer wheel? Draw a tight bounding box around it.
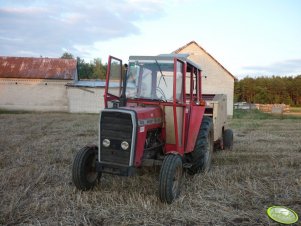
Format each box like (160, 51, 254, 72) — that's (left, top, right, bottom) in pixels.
(188, 116, 213, 175)
(72, 145, 100, 190)
(159, 154, 183, 204)
(223, 129, 233, 151)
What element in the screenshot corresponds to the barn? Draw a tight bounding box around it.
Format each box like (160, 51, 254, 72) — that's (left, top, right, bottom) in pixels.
(0, 57, 76, 112)
(0, 56, 106, 113)
(174, 41, 235, 116)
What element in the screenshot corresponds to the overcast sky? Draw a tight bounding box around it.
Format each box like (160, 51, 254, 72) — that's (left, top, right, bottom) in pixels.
(0, 0, 300, 78)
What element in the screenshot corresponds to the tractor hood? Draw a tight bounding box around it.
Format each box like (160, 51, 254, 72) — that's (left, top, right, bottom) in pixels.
(120, 106, 163, 127)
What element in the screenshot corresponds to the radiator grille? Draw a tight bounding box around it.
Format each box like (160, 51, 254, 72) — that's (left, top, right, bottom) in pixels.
(100, 111, 134, 165)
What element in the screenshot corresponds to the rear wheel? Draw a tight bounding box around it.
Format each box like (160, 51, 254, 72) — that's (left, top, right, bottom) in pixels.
(223, 129, 233, 151)
(159, 154, 183, 204)
(188, 116, 213, 175)
(72, 145, 100, 190)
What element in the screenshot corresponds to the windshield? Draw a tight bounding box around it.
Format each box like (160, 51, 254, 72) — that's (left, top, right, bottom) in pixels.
(126, 60, 183, 102)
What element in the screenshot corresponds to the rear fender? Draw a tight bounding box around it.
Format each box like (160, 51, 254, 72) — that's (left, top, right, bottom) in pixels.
(185, 105, 205, 153)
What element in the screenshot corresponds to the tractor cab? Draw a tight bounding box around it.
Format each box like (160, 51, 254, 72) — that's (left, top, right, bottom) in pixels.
(104, 54, 202, 106)
(104, 54, 206, 154)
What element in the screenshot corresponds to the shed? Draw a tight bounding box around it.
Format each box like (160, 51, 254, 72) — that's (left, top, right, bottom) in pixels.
(0, 57, 77, 112)
(174, 41, 235, 116)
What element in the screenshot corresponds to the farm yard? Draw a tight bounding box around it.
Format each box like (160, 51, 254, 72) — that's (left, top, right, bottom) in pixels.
(0, 110, 300, 225)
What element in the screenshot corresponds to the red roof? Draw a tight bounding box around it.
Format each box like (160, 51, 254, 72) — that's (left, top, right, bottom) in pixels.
(0, 56, 77, 80)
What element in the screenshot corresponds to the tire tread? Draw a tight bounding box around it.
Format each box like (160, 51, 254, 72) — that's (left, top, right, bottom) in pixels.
(188, 116, 213, 175)
(72, 145, 98, 190)
(159, 155, 182, 204)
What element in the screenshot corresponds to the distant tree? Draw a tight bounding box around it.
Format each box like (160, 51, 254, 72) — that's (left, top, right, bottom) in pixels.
(253, 86, 271, 104)
(58, 53, 108, 79)
(92, 58, 106, 79)
(294, 75, 301, 105)
(76, 57, 93, 79)
(234, 75, 301, 106)
(240, 77, 255, 103)
(61, 52, 74, 59)
(234, 81, 240, 102)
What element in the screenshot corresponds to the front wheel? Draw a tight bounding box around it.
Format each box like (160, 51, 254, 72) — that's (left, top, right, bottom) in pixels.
(72, 145, 100, 190)
(159, 154, 183, 204)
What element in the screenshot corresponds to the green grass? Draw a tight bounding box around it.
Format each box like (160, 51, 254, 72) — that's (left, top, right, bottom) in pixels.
(290, 107, 301, 113)
(0, 109, 32, 114)
(233, 109, 301, 120)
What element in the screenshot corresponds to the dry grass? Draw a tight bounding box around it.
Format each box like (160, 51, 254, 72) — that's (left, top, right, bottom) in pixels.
(0, 111, 300, 225)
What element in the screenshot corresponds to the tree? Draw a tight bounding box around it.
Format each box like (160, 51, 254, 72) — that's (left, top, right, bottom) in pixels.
(92, 58, 106, 79)
(59, 52, 109, 79)
(76, 57, 93, 79)
(234, 75, 301, 106)
(61, 52, 74, 59)
(254, 86, 270, 104)
(234, 80, 242, 102)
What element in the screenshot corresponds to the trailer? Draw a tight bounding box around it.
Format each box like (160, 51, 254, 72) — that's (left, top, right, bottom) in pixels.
(203, 94, 233, 150)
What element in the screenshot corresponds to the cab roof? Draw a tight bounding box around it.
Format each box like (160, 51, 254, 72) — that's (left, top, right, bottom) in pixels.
(129, 54, 202, 71)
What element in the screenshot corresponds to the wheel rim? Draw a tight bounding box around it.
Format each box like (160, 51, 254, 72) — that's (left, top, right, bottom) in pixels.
(85, 153, 98, 183)
(172, 163, 182, 196)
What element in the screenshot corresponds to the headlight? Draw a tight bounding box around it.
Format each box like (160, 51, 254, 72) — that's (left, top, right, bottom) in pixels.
(121, 141, 129, 150)
(102, 139, 110, 147)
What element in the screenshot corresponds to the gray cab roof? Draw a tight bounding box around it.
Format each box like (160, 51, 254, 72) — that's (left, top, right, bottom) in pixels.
(129, 54, 202, 71)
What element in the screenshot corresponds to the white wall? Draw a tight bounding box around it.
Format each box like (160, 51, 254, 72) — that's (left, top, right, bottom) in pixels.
(67, 86, 105, 113)
(0, 78, 106, 113)
(0, 78, 69, 111)
(177, 43, 234, 116)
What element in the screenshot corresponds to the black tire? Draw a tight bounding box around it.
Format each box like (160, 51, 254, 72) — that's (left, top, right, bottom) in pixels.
(223, 129, 233, 151)
(72, 145, 100, 190)
(159, 154, 183, 204)
(188, 116, 213, 175)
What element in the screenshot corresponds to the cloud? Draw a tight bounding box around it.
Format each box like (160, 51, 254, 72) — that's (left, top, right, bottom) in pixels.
(241, 59, 301, 76)
(0, 0, 166, 58)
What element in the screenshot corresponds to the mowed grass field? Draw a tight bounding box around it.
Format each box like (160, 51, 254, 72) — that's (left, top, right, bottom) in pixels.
(0, 110, 300, 225)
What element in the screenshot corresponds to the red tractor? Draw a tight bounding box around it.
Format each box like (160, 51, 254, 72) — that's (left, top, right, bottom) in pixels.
(72, 54, 233, 204)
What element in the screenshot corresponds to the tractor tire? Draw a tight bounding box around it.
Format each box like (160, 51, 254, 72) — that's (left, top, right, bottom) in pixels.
(72, 145, 100, 190)
(159, 154, 183, 204)
(223, 129, 233, 151)
(188, 116, 213, 175)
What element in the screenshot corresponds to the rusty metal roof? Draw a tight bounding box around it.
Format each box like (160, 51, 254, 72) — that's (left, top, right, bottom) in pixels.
(0, 56, 77, 80)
